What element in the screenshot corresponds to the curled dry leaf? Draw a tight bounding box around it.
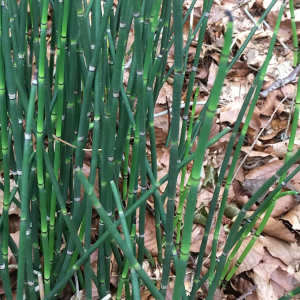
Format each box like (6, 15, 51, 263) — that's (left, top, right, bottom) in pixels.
(259, 118, 289, 141)
(270, 194, 297, 218)
(233, 180, 256, 211)
(246, 263, 300, 300)
(253, 212, 297, 243)
(190, 224, 226, 254)
(240, 148, 274, 172)
(277, 83, 296, 98)
(267, 12, 294, 42)
(230, 240, 300, 299)
(227, 61, 253, 79)
(260, 235, 300, 266)
(220, 98, 261, 136)
(265, 139, 300, 158)
(241, 146, 273, 159)
(262, 247, 287, 269)
(270, 266, 299, 297)
(212, 287, 227, 300)
(195, 67, 208, 79)
(236, 176, 297, 218)
(197, 188, 214, 208)
(280, 205, 300, 231)
(247, 48, 268, 67)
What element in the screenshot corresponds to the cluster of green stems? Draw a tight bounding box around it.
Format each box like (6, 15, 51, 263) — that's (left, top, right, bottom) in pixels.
(0, 0, 299, 299)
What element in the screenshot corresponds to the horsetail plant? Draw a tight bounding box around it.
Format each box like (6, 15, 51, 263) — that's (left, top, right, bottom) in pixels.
(1, 0, 300, 299)
(207, 0, 286, 288)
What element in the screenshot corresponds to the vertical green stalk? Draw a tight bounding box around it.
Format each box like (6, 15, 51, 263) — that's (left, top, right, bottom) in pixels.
(49, 0, 70, 276)
(36, 0, 51, 295)
(289, 0, 298, 65)
(0, 3, 11, 298)
(160, 0, 183, 296)
(16, 71, 37, 299)
(175, 86, 199, 247)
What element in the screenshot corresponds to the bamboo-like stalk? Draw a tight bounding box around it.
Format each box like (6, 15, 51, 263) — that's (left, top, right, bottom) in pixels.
(175, 85, 200, 247)
(160, 0, 184, 296)
(0, 3, 12, 298)
(49, 0, 70, 278)
(16, 70, 37, 299)
(35, 0, 51, 295)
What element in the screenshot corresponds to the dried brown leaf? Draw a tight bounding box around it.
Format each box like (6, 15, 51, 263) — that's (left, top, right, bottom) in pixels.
(270, 267, 299, 297)
(247, 263, 279, 300)
(229, 236, 264, 276)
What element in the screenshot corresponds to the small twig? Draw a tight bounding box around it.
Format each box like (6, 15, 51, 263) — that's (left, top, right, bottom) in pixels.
(260, 64, 300, 98)
(52, 134, 105, 152)
(101, 294, 112, 300)
(74, 271, 80, 299)
(262, 20, 288, 50)
(203, 43, 222, 53)
(236, 284, 258, 300)
(33, 270, 45, 300)
(247, 64, 259, 72)
(244, 8, 264, 32)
